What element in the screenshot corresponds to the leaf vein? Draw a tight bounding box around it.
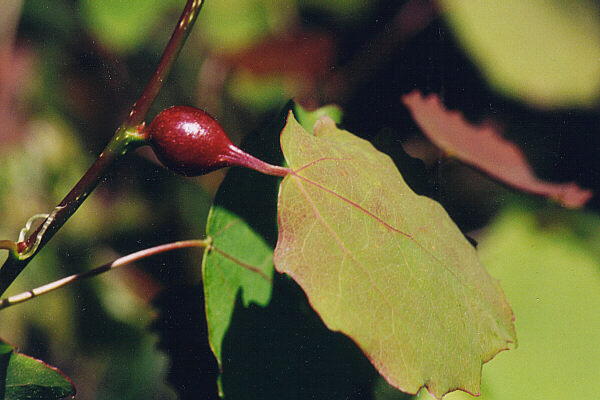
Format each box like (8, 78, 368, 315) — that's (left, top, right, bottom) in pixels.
(290, 175, 411, 374)
(292, 173, 469, 289)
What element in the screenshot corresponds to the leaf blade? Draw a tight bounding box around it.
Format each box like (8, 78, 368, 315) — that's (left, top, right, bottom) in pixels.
(274, 113, 516, 398)
(417, 204, 600, 400)
(402, 91, 592, 208)
(0, 338, 75, 400)
(202, 206, 274, 366)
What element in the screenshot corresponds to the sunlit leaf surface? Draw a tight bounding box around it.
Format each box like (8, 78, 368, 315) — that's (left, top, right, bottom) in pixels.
(417, 204, 600, 400)
(202, 206, 274, 366)
(274, 113, 516, 398)
(199, 0, 295, 53)
(79, 0, 179, 54)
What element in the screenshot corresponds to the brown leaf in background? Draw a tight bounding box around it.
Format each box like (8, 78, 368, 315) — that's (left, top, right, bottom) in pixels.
(225, 29, 335, 107)
(0, 0, 30, 146)
(402, 91, 593, 208)
(225, 29, 335, 80)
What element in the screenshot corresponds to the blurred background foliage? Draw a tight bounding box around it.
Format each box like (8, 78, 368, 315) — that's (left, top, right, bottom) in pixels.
(0, 0, 598, 399)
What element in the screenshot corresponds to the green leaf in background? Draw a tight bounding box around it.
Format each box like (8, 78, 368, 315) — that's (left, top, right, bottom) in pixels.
(439, 0, 600, 108)
(202, 206, 274, 366)
(274, 113, 516, 398)
(416, 203, 600, 400)
(293, 103, 343, 132)
(227, 71, 291, 113)
(79, 0, 179, 54)
(198, 0, 295, 54)
(0, 338, 75, 400)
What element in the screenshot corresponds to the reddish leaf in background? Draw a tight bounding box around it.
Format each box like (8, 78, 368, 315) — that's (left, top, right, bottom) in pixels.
(402, 91, 593, 208)
(224, 29, 335, 107)
(224, 29, 335, 81)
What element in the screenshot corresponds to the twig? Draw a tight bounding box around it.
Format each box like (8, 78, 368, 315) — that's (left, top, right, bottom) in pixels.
(0, 241, 18, 256)
(0, 0, 205, 296)
(0, 239, 209, 310)
(125, 0, 204, 128)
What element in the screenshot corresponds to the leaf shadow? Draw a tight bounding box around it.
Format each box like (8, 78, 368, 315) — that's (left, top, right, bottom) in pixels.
(0, 349, 9, 399)
(152, 284, 220, 400)
(220, 274, 412, 400)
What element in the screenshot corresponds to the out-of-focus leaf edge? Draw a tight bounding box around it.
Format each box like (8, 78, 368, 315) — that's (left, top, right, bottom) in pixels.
(0, 337, 76, 400)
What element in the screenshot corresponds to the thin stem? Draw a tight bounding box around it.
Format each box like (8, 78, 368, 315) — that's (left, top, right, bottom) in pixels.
(0, 127, 144, 295)
(0, 239, 209, 310)
(0, 0, 205, 296)
(126, 0, 204, 128)
(226, 145, 292, 177)
(0, 241, 18, 256)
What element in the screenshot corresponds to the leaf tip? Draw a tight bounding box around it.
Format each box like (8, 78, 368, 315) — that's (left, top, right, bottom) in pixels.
(553, 183, 593, 209)
(312, 115, 337, 136)
(402, 90, 593, 208)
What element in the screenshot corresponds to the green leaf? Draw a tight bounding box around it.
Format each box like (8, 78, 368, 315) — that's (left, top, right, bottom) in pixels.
(439, 0, 600, 108)
(202, 206, 274, 366)
(79, 0, 179, 53)
(200, 103, 287, 398)
(417, 204, 600, 400)
(293, 103, 343, 133)
(274, 113, 516, 398)
(201, 103, 294, 371)
(0, 338, 75, 400)
(202, 101, 345, 397)
(199, 0, 295, 53)
(227, 71, 290, 113)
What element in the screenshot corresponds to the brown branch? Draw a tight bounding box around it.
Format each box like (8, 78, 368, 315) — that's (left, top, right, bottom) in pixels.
(0, 0, 205, 296)
(126, 0, 204, 128)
